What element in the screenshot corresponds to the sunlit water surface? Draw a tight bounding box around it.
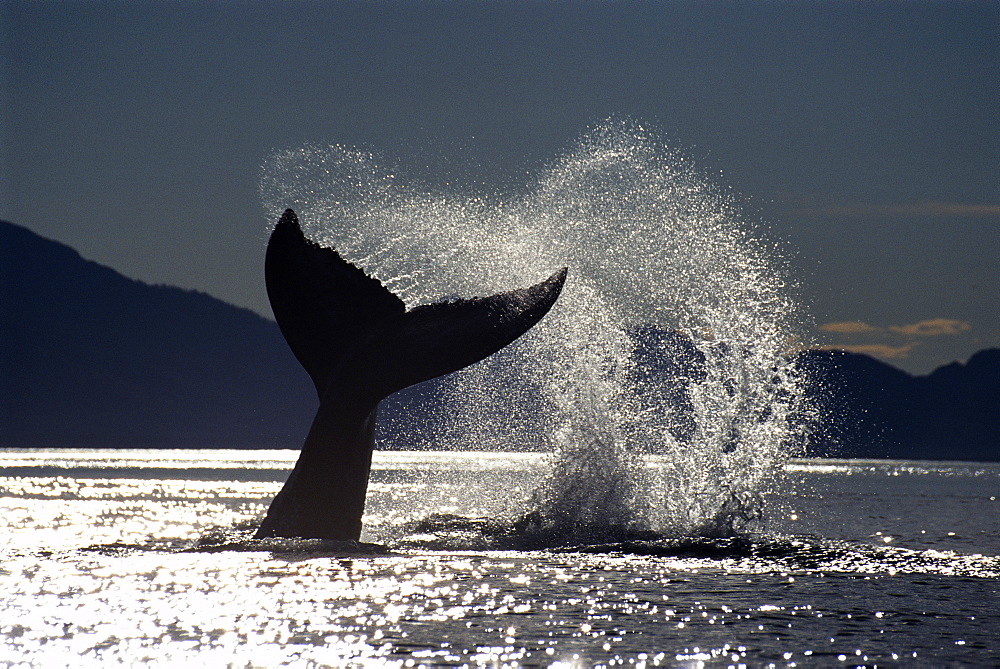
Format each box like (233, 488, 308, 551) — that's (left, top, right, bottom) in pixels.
(1, 449, 998, 667)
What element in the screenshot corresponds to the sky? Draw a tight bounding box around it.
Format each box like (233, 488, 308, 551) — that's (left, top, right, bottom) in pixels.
(1, 0, 997, 375)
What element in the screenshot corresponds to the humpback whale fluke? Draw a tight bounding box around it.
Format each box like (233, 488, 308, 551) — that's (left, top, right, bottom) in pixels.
(255, 209, 567, 541)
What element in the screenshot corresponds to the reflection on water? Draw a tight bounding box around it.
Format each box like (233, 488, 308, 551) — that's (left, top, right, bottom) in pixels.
(5, 550, 994, 667)
(1, 450, 999, 666)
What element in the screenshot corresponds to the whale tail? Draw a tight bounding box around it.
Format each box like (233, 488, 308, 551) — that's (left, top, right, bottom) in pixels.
(265, 208, 567, 405)
(256, 209, 566, 540)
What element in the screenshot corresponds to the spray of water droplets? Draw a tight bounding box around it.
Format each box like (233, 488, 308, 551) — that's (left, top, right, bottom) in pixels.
(260, 119, 809, 541)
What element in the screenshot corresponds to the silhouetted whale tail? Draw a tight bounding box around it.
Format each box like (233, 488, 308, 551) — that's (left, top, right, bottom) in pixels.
(256, 209, 566, 541)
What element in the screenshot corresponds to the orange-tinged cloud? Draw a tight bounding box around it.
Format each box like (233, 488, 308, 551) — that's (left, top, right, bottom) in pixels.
(889, 319, 971, 337)
(813, 318, 974, 364)
(818, 321, 881, 334)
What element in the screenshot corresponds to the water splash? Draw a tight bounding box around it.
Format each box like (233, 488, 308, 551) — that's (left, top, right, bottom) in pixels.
(260, 119, 808, 541)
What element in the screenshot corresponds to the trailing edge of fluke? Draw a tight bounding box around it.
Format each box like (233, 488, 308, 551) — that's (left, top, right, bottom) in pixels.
(255, 209, 567, 541)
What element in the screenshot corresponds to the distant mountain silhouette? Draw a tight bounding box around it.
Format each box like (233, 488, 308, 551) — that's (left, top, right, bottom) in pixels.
(1, 220, 317, 447)
(2, 220, 997, 460)
(795, 348, 999, 461)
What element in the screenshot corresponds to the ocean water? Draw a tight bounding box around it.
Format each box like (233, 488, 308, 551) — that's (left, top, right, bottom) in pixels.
(1, 448, 998, 667)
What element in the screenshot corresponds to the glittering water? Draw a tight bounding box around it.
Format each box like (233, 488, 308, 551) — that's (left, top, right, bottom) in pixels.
(1, 450, 998, 667)
(260, 120, 807, 539)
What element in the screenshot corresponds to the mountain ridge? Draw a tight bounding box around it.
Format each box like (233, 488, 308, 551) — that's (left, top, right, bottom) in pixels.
(2, 220, 996, 460)
(1, 219, 314, 447)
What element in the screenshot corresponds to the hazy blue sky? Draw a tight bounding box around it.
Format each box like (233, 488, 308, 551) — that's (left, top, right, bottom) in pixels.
(2, 1, 997, 374)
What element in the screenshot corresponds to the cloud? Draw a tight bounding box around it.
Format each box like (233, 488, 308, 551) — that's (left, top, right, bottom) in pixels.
(889, 318, 971, 337)
(791, 201, 1000, 218)
(814, 318, 974, 363)
(818, 321, 881, 334)
(815, 343, 918, 359)
(818, 318, 972, 338)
